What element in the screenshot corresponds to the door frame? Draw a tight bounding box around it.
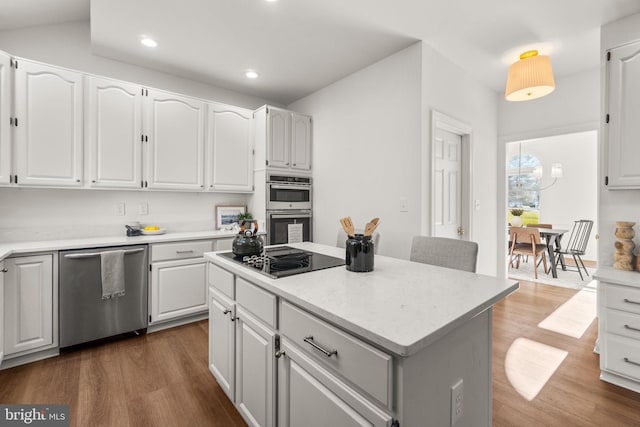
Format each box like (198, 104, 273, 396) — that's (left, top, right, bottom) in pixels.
(430, 110, 473, 240)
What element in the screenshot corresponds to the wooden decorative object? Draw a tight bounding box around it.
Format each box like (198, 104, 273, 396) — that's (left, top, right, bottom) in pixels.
(614, 221, 635, 271)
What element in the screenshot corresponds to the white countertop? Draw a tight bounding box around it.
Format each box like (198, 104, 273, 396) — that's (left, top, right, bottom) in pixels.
(205, 242, 519, 357)
(594, 266, 640, 288)
(0, 230, 240, 262)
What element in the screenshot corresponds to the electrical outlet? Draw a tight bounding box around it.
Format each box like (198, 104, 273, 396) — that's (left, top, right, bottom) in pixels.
(116, 202, 126, 216)
(139, 202, 149, 215)
(451, 379, 463, 426)
(474, 199, 481, 210)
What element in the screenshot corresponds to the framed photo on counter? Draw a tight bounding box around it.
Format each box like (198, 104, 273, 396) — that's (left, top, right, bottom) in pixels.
(216, 205, 246, 229)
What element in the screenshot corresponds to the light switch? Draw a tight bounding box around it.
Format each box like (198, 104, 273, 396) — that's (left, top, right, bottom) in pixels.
(115, 202, 126, 216)
(400, 198, 409, 212)
(139, 202, 149, 215)
(474, 200, 480, 210)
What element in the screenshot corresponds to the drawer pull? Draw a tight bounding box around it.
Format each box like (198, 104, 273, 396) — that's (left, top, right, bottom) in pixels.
(624, 298, 640, 305)
(1, 268, 7, 273)
(176, 250, 195, 254)
(624, 324, 640, 333)
(303, 336, 338, 357)
(624, 357, 640, 367)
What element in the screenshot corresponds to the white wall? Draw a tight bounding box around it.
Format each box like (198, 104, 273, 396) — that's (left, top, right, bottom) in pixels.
(289, 43, 423, 259)
(506, 131, 598, 260)
(0, 21, 271, 242)
(421, 45, 500, 275)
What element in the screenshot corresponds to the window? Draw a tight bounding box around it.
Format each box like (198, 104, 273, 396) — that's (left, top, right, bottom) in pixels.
(508, 152, 541, 209)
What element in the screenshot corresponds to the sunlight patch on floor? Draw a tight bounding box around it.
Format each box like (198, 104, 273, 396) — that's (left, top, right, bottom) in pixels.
(505, 338, 568, 401)
(537, 287, 597, 338)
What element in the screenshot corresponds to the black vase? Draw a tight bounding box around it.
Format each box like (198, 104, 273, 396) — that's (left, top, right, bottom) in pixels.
(345, 234, 374, 272)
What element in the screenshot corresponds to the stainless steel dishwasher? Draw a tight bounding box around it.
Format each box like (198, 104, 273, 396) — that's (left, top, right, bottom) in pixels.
(59, 245, 148, 348)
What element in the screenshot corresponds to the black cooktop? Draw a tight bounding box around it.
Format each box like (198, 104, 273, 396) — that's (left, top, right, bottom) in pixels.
(218, 246, 345, 279)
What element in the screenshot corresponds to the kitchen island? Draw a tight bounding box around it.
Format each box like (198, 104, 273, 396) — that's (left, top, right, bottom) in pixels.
(205, 242, 518, 427)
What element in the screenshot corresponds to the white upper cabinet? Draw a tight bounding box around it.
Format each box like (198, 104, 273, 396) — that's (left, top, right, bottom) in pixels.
(0, 52, 10, 185)
(606, 40, 640, 188)
(290, 113, 312, 171)
(267, 107, 291, 169)
(145, 89, 205, 190)
(87, 77, 143, 189)
(206, 103, 253, 192)
(14, 59, 83, 187)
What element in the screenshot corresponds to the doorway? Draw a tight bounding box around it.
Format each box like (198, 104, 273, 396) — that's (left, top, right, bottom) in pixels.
(431, 110, 472, 240)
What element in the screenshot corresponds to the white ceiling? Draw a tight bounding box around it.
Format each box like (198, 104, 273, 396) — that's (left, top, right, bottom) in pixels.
(2, 0, 640, 104)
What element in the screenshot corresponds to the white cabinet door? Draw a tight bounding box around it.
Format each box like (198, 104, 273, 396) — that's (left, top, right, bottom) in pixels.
(290, 113, 311, 171)
(0, 52, 10, 185)
(145, 89, 205, 190)
(278, 339, 393, 427)
(207, 103, 253, 192)
(4, 254, 54, 356)
(235, 306, 276, 427)
(266, 107, 290, 169)
(0, 260, 5, 365)
(14, 59, 83, 187)
(150, 258, 208, 323)
(606, 41, 640, 188)
(209, 287, 236, 402)
(87, 77, 143, 189)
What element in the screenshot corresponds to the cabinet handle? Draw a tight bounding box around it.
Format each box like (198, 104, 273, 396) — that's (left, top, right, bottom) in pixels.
(624, 324, 640, 333)
(1, 268, 7, 273)
(624, 298, 640, 305)
(176, 250, 194, 254)
(303, 336, 338, 357)
(624, 357, 640, 367)
(275, 350, 286, 358)
(285, 162, 289, 166)
(76, 179, 81, 183)
(222, 309, 231, 315)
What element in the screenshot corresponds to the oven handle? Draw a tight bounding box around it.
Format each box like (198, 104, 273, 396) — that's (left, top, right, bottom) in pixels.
(269, 184, 311, 191)
(269, 213, 312, 219)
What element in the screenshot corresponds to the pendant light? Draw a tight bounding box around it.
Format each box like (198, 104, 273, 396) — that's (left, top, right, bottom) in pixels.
(505, 50, 555, 101)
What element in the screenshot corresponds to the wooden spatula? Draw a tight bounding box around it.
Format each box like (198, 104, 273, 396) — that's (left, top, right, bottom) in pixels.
(340, 217, 355, 236)
(364, 219, 379, 236)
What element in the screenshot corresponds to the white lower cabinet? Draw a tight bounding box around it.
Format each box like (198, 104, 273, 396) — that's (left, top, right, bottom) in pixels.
(235, 306, 276, 427)
(278, 338, 393, 427)
(149, 240, 212, 324)
(0, 260, 5, 365)
(3, 254, 55, 356)
(209, 287, 236, 401)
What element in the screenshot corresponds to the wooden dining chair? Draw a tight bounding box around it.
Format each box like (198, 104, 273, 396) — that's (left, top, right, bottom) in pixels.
(509, 227, 548, 279)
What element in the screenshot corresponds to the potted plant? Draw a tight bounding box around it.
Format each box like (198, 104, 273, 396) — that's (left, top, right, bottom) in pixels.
(510, 208, 524, 227)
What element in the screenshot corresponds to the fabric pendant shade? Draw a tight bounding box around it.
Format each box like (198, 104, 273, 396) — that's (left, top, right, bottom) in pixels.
(505, 50, 556, 101)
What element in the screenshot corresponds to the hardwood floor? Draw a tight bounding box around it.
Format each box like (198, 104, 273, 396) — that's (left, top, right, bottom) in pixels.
(1, 281, 639, 426)
(493, 279, 640, 426)
(0, 322, 247, 427)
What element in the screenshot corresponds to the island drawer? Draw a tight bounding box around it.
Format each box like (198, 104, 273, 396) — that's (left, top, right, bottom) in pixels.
(279, 300, 393, 408)
(236, 278, 277, 328)
(604, 284, 640, 315)
(209, 264, 235, 299)
(605, 308, 640, 341)
(151, 240, 213, 262)
(603, 334, 640, 380)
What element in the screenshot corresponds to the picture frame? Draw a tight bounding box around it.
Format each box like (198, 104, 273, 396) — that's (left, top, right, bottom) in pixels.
(216, 205, 246, 229)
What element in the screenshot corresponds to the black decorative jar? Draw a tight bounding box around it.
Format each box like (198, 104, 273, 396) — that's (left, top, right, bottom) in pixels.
(345, 234, 374, 272)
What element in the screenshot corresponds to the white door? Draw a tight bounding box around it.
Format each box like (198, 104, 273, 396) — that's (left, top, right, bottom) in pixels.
(235, 306, 276, 427)
(290, 113, 312, 171)
(150, 258, 208, 323)
(14, 59, 83, 187)
(434, 127, 462, 238)
(87, 77, 143, 188)
(145, 89, 205, 190)
(207, 103, 253, 192)
(0, 52, 10, 185)
(266, 107, 290, 169)
(4, 254, 53, 356)
(606, 41, 640, 188)
(209, 288, 236, 402)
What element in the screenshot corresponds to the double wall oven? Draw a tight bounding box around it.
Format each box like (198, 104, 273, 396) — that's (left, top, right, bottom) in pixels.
(266, 174, 312, 245)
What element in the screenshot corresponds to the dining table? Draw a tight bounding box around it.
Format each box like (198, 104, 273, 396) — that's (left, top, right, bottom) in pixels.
(522, 226, 569, 278)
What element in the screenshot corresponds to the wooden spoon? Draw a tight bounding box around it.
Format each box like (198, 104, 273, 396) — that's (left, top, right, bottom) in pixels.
(364, 219, 380, 236)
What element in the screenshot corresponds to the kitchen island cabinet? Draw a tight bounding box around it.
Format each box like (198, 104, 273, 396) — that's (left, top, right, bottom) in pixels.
(205, 242, 518, 427)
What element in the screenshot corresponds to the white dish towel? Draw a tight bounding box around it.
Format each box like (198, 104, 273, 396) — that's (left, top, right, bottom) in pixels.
(101, 250, 126, 300)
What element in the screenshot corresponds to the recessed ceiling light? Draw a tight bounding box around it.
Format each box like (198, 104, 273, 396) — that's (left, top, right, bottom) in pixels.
(245, 70, 259, 79)
(140, 37, 158, 48)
